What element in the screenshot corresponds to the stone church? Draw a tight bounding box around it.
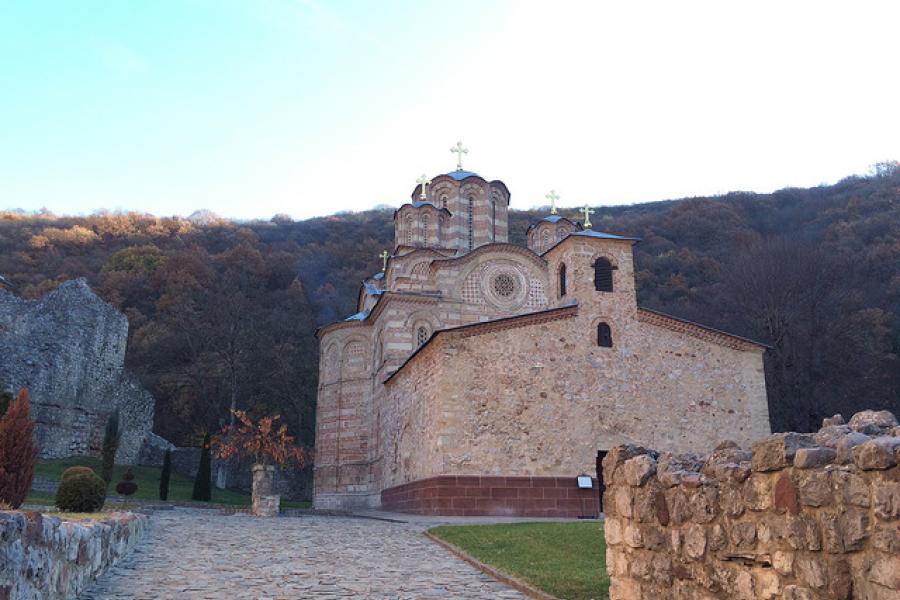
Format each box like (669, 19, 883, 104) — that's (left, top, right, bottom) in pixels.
(314, 160, 771, 517)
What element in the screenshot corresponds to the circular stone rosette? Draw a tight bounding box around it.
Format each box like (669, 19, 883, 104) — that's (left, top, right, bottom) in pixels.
(481, 263, 528, 309)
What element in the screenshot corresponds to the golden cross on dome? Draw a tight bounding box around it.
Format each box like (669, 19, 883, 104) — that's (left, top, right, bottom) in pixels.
(580, 205, 596, 229)
(379, 250, 390, 272)
(546, 190, 560, 215)
(450, 141, 468, 171)
(416, 174, 431, 200)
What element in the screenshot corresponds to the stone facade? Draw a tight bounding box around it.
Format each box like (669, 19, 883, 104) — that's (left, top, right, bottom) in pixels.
(0, 510, 148, 600)
(0, 279, 162, 464)
(603, 410, 900, 600)
(314, 167, 770, 514)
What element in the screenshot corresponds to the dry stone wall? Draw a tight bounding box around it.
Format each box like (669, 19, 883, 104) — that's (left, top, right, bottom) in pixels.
(0, 510, 148, 600)
(603, 410, 900, 600)
(0, 279, 162, 463)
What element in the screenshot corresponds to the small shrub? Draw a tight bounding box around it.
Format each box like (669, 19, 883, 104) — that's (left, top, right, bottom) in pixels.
(0, 389, 40, 509)
(192, 434, 212, 502)
(55, 470, 106, 512)
(115, 468, 138, 497)
(61, 466, 96, 481)
(159, 449, 171, 501)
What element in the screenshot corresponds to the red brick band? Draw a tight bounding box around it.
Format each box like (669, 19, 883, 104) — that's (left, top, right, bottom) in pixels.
(381, 475, 600, 518)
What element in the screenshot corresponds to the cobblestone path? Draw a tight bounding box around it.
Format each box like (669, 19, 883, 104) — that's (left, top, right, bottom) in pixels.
(81, 508, 526, 599)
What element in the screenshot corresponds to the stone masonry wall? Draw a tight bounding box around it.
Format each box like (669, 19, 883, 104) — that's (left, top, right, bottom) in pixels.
(603, 410, 900, 600)
(0, 510, 148, 600)
(0, 279, 159, 463)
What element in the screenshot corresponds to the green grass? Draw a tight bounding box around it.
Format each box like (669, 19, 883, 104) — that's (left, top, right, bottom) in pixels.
(27, 456, 310, 509)
(428, 522, 608, 600)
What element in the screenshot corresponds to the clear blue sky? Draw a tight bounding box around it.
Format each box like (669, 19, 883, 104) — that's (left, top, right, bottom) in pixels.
(2, 1, 899, 220)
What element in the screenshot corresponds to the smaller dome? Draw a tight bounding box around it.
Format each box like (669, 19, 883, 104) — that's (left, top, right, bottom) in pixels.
(542, 215, 566, 223)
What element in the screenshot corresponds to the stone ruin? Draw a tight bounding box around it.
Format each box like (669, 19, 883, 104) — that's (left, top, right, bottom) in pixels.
(603, 410, 900, 600)
(0, 279, 170, 463)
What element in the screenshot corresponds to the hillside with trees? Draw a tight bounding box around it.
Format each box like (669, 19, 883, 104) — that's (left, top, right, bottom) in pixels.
(1, 164, 898, 445)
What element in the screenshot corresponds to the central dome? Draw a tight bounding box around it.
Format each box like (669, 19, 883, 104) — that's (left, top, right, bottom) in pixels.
(445, 170, 481, 181)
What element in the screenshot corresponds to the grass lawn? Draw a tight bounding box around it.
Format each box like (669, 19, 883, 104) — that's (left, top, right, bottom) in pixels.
(428, 522, 608, 600)
(27, 456, 311, 509)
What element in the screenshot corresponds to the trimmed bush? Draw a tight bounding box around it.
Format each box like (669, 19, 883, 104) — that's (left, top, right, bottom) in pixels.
(159, 449, 172, 501)
(61, 465, 96, 481)
(115, 468, 138, 497)
(0, 389, 39, 509)
(55, 469, 106, 512)
(192, 434, 212, 502)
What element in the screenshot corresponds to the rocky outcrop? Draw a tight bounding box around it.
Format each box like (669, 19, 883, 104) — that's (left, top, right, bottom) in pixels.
(0, 279, 160, 463)
(0, 510, 147, 599)
(603, 410, 900, 600)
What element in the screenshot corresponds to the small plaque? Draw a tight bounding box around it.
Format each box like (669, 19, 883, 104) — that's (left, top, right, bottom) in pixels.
(577, 475, 593, 489)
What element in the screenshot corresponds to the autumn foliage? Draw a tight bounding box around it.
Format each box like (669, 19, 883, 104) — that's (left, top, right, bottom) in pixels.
(0, 389, 40, 509)
(215, 410, 308, 468)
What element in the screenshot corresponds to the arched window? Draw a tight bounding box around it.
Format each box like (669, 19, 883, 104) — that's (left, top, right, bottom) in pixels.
(491, 200, 496, 241)
(416, 325, 430, 348)
(597, 322, 612, 348)
(422, 214, 429, 246)
(405, 214, 413, 245)
(559, 263, 567, 297)
(594, 257, 614, 292)
(467, 198, 474, 250)
(541, 229, 550, 249)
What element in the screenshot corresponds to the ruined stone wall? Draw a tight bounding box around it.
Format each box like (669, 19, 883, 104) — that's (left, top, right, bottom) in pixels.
(0, 510, 148, 600)
(0, 279, 159, 463)
(603, 410, 900, 600)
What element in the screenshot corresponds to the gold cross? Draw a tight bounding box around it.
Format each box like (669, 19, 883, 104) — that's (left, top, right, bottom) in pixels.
(379, 250, 390, 272)
(416, 174, 431, 200)
(580, 205, 596, 229)
(546, 190, 560, 215)
(450, 141, 468, 171)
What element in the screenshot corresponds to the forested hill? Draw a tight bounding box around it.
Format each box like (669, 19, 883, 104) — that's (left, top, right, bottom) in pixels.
(1, 166, 898, 445)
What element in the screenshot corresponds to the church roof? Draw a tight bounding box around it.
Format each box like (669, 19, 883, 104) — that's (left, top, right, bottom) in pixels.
(363, 282, 384, 296)
(571, 230, 641, 242)
(542, 215, 566, 223)
(445, 170, 480, 181)
(372, 272, 385, 281)
(344, 309, 371, 321)
(411, 201, 435, 208)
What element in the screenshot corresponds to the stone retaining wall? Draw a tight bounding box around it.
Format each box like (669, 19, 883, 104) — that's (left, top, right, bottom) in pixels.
(0, 510, 148, 600)
(603, 410, 900, 600)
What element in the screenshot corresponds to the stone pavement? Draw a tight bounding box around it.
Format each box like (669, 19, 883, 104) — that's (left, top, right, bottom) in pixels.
(80, 508, 526, 599)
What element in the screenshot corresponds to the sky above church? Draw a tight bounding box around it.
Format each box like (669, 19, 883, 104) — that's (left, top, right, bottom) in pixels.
(2, 0, 899, 220)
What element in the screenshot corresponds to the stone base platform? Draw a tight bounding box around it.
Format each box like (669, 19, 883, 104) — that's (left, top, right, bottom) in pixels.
(381, 475, 600, 518)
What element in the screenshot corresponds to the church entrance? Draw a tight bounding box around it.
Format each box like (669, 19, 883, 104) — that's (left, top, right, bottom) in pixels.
(595, 450, 607, 514)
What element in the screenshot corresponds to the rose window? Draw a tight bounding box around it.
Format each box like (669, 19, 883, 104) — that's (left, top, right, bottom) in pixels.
(492, 273, 516, 298)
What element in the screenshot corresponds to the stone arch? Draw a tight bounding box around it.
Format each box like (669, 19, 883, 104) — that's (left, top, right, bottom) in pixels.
(322, 342, 340, 383)
(404, 310, 440, 342)
(341, 337, 369, 378)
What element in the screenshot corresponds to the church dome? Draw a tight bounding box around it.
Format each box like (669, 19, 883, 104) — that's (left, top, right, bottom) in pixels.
(445, 170, 481, 181)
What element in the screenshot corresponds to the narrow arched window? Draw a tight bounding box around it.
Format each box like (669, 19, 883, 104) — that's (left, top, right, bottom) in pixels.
(406, 214, 413, 245)
(467, 198, 474, 250)
(597, 322, 612, 347)
(594, 258, 613, 292)
(422, 214, 429, 246)
(559, 263, 567, 297)
(416, 325, 429, 348)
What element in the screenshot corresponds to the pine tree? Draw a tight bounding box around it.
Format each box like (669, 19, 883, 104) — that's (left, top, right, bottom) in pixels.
(0, 389, 40, 508)
(159, 449, 172, 501)
(191, 434, 212, 501)
(101, 409, 121, 484)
